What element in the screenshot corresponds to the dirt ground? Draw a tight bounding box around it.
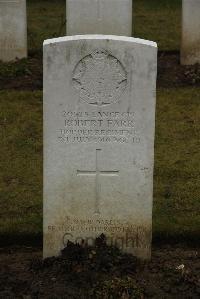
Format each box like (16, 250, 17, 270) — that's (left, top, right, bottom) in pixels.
(0, 51, 200, 91)
(0, 236, 200, 299)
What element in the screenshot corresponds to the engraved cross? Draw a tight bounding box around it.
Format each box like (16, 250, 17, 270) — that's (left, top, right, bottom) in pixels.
(77, 149, 119, 214)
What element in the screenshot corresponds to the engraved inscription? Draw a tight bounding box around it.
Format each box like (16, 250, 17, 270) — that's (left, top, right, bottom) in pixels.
(0, 38, 17, 50)
(77, 149, 119, 214)
(47, 217, 151, 250)
(58, 110, 141, 144)
(73, 50, 127, 106)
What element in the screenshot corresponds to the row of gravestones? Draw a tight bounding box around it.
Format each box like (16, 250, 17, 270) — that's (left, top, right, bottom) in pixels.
(0, 0, 200, 65)
(1, 0, 198, 260)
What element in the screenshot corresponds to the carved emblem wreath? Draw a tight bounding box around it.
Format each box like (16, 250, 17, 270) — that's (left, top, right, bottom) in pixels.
(72, 50, 127, 106)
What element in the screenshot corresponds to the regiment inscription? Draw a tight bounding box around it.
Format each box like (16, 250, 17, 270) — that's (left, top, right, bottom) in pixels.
(58, 110, 140, 144)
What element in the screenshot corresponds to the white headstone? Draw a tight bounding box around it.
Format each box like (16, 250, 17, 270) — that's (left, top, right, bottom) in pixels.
(0, 0, 27, 62)
(66, 0, 132, 36)
(43, 35, 157, 260)
(181, 0, 200, 65)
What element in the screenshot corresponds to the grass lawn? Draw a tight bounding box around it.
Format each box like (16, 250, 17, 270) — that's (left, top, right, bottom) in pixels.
(0, 88, 199, 244)
(134, 0, 181, 51)
(0, 92, 42, 242)
(27, 0, 181, 53)
(154, 88, 200, 243)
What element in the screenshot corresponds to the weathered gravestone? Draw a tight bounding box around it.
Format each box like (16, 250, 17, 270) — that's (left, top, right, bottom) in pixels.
(181, 0, 200, 65)
(0, 0, 27, 62)
(43, 35, 157, 260)
(66, 0, 132, 36)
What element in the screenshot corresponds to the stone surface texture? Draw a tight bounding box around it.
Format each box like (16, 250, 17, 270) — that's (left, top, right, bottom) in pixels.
(0, 0, 27, 62)
(181, 0, 200, 65)
(66, 0, 132, 36)
(43, 35, 157, 260)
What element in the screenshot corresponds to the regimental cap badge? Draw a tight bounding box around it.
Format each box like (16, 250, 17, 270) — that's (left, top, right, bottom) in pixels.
(72, 49, 128, 107)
